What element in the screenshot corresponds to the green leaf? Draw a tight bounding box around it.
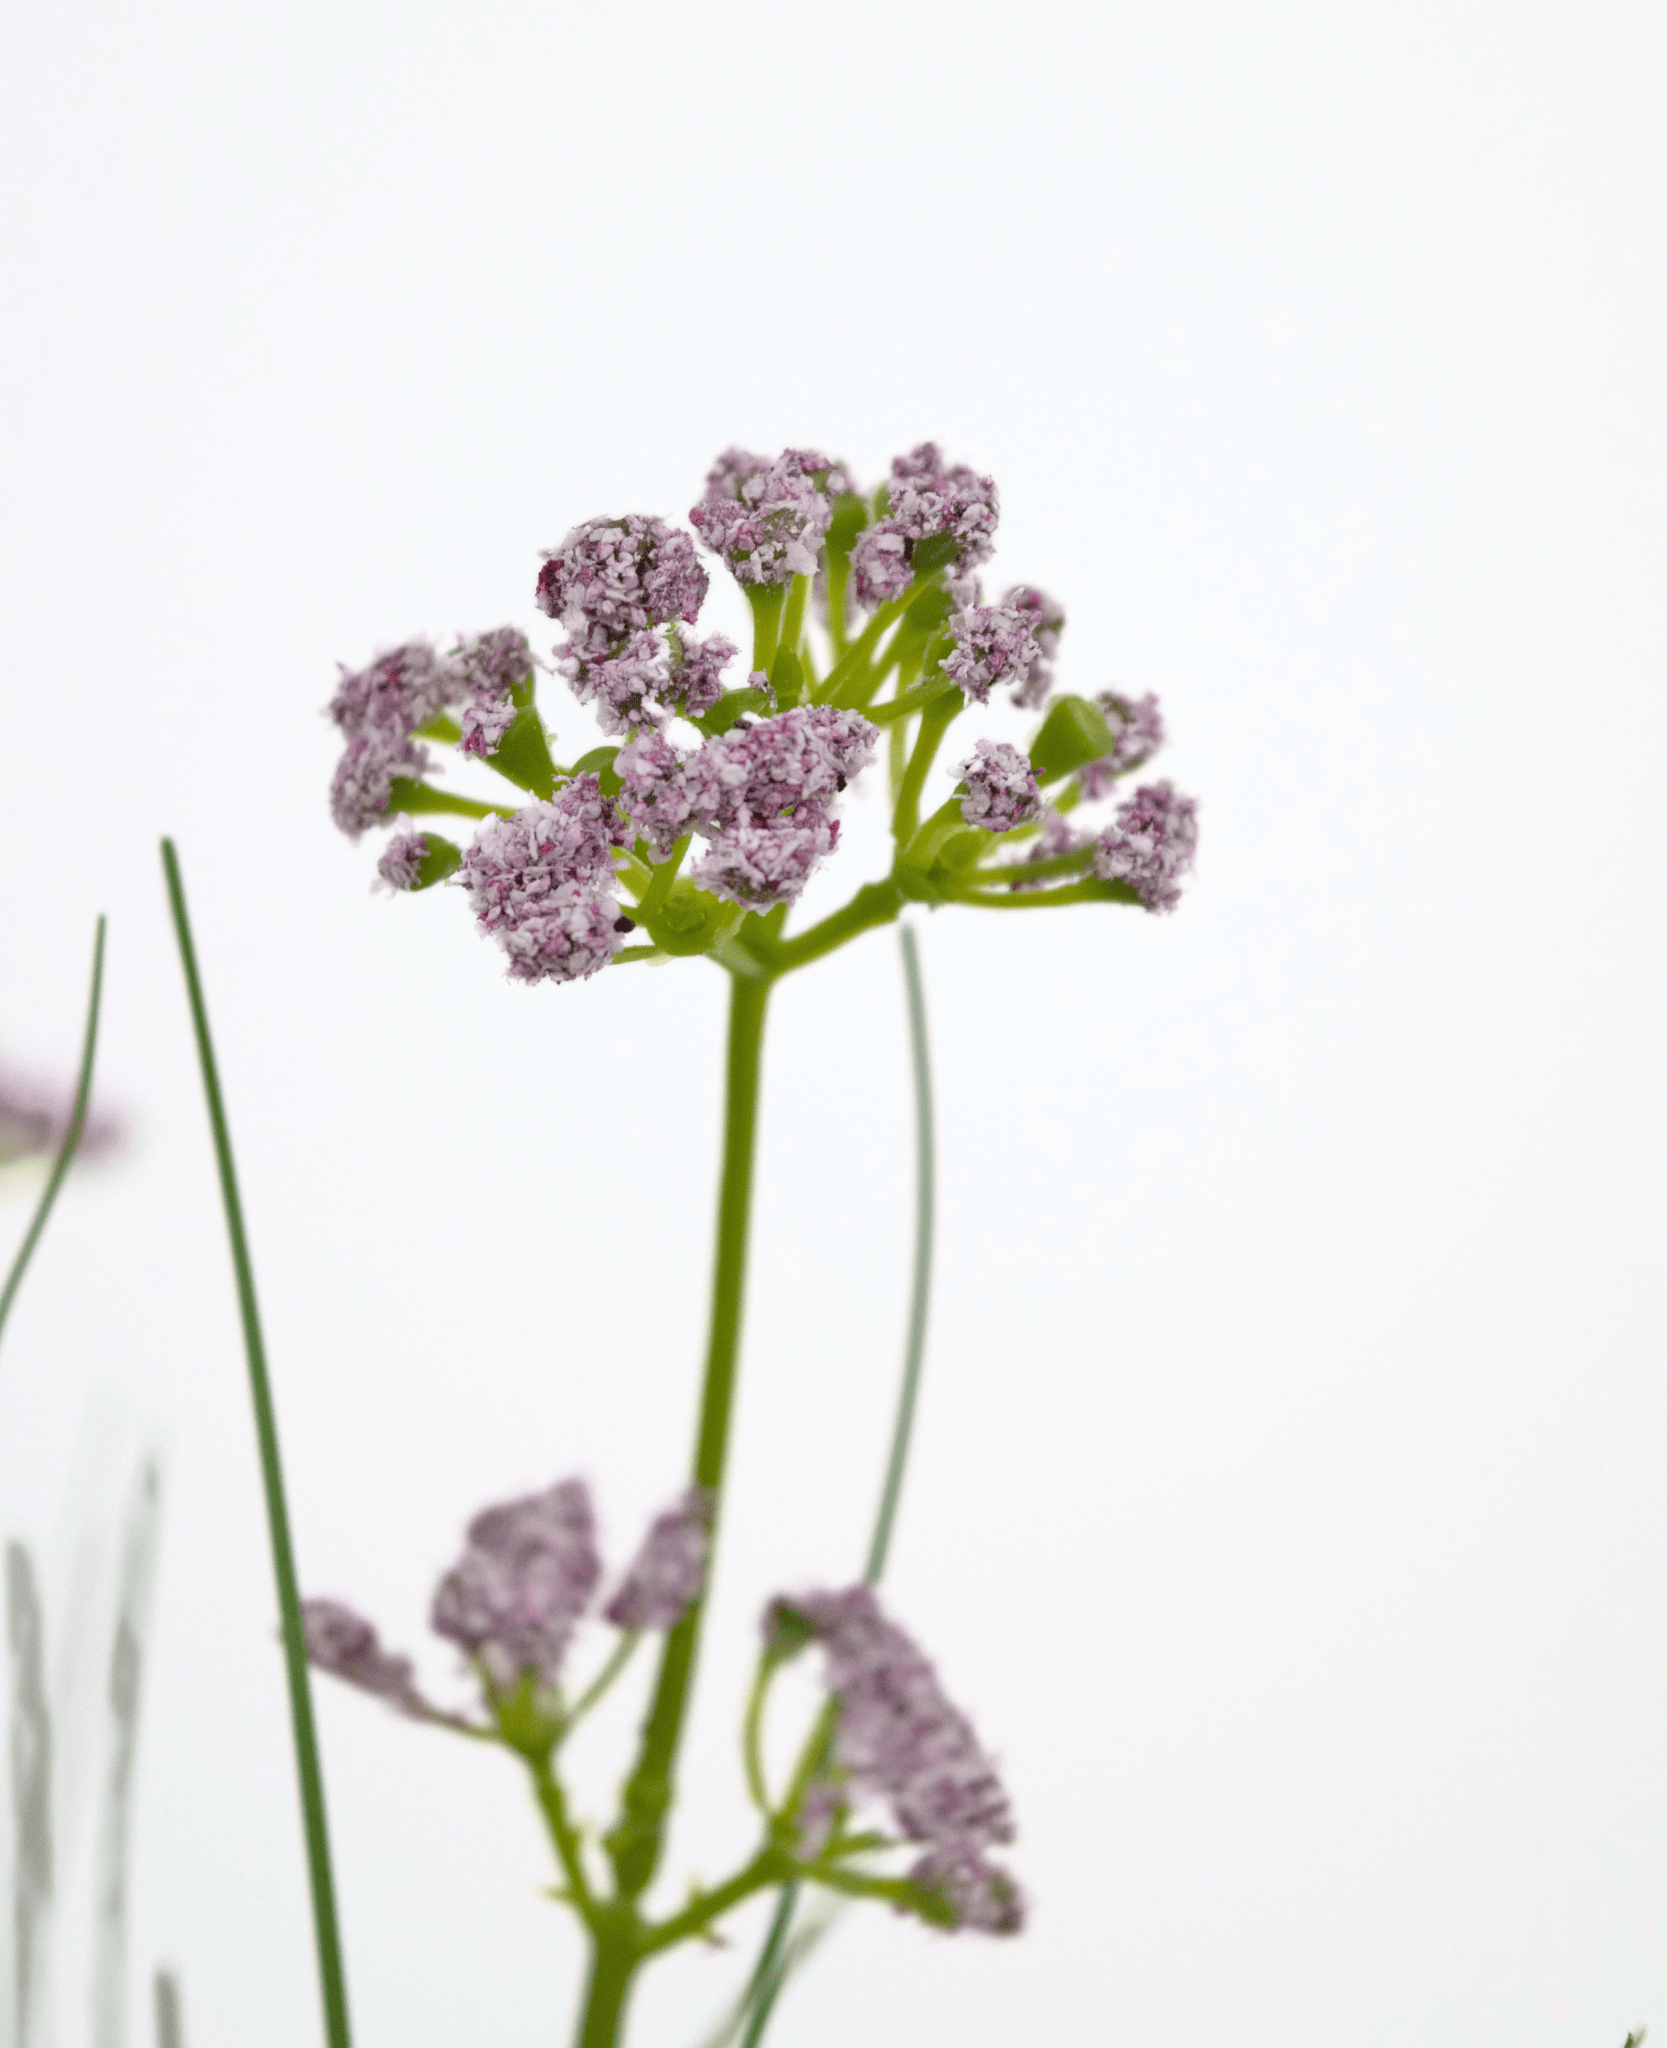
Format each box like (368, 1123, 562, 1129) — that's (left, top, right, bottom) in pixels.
(696, 688, 774, 738)
(407, 835, 463, 890)
(568, 746, 623, 798)
(646, 881, 741, 957)
(487, 705, 557, 800)
(1027, 694, 1116, 784)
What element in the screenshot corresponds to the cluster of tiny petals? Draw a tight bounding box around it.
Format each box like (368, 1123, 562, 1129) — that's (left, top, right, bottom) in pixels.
(430, 1478, 601, 1690)
(767, 1586, 1021, 1932)
(1093, 780, 1199, 913)
(908, 1846, 1025, 1934)
(376, 828, 430, 892)
(690, 812, 838, 910)
(557, 629, 671, 737)
(667, 631, 738, 721)
(331, 730, 430, 837)
(689, 447, 836, 587)
(850, 443, 1000, 610)
(1078, 690, 1165, 798)
(301, 1598, 435, 1719)
(1003, 586, 1065, 709)
(957, 740, 1042, 834)
(456, 627, 534, 760)
(615, 730, 700, 858)
(535, 515, 708, 647)
(327, 639, 461, 838)
(944, 598, 1040, 705)
(603, 1487, 713, 1631)
(691, 705, 877, 831)
(459, 778, 631, 984)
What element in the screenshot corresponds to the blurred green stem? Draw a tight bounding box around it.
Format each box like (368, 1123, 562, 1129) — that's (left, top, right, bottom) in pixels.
(160, 840, 352, 2048)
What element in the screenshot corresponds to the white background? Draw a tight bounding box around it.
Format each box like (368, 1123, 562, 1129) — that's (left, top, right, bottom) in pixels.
(2, 2, 1664, 2043)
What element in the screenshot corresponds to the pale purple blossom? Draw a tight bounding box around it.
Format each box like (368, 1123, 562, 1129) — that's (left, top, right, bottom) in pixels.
(377, 830, 431, 891)
(943, 600, 1040, 705)
(616, 730, 699, 858)
(688, 706, 878, 832)
(1092, 780, 1198, 913)
(957, 741, 1041, 834)
(456, 627, 535, 760)
(431, 1478, 601, 1691)
(1079, 690, 1165, 797)
(1003, 586, 1065, 708)
(328, 639, 459, 741)
(301, 1598, 437, 1720)
(766, 1587, 1017, 1896)
(557, 628, 675, 736)
(330, 728, 430, 838)
(690, 448, 832, 587)
(459, 779, 631, 983)
(536, 516, 708, 655)
(665, 630, 737, 721)
(907, 1846, 1025, 1934)
(0, 1067, 121, 1167)
(690, 813, 837, 910)
(849, 443, 1000, 610)
(603, 1487, 713, 1631)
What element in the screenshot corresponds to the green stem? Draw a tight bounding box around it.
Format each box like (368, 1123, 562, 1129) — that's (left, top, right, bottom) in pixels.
(0, 916, 106, 1357)
(780, 575, 808, 656)
(384, 777, 511, 822)
(747, 586, 786, 672)
(892, 697, 958, 846)
(743, 1653, 777, 1812)
(563, 1630, 642, 1736)
(575, 1916, 639, 2048)
(956, 846, 1093, 889)
(604, 974, 772, 1909)
(735, 1885, 799, 2048)
(531, 1758, 600, 1926)
(864, 925, 934, 1584)
(631, 838, 689, 925)
(159, 841, 352, 2048)
(942, 877, 1141, 910)
(768, 881, 904, 977)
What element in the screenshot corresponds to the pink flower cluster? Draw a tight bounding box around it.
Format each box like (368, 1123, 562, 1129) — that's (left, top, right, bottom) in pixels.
(850, 444, 1000, 608)
(1093, 780, 1199, 912)
(1079, 689, 1165, 798)
(537, 515, 733, 735)
(766, 1586, 1024, 1934)
(457, 775, 632, 984)
(957, 740, 1042, 834)
(616, 704, 879, 911)
(689, 448, 851, 588)
(304, 1475, 712, 1716)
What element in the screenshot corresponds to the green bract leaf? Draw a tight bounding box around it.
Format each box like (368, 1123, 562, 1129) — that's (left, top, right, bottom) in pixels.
(1027, 694, 1116, 784)
(568, 746, 623, 797)
(407, 834, 463, 890)
(647, 881, 740, 957)
(488, 705, 557, 800)
(825, 493, 868, 558)
(697, 687, 774, 738)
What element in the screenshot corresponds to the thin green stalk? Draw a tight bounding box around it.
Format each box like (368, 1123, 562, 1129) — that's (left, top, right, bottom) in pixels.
(865, 924, 934, 1584)
(159, 841, 352, 2048)
(892, 697, 958, 845)
(730, 922, 939, 2046)
(604, 974, 772, 1915)
(0, 916, 106, 1356)
(562, 1630, 642, 1736)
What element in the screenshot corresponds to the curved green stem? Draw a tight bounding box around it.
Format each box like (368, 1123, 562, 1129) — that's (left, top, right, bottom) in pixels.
(892, 696, 959, 846)
(0, 915, 106, 1357)
(531, 1758, 601, 1928)
(563, 1631, 642, 1737)
(160, 842, 352, 2048)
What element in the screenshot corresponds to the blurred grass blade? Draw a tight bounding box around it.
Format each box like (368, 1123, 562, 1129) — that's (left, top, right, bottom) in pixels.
(159, 839, 353, 2048)
(153, 1969, 185, 2048)
(0, 915, 107, 1356)
(7, 1540, 54, 2048)
(92, 1458, 163, 2048)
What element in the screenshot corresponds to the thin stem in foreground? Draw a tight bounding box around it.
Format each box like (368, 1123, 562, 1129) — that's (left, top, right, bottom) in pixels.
(160, 840, 352, 2048)
(0, 915, 106, 1357)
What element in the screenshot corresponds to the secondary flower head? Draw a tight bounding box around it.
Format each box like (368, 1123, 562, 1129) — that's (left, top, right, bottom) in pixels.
(377, 829, 431, 891)
(329, 639, 459, 741)
(301, 1598, 433, 1719)
(908, 1845, 1025, 1935)
(944, 598, 1040, 705)
(556, 628, 675, 737)
(688, 705, 878, 832)
(459, 778, 632, 984)
(330, 729, 430, 838)
(456, 627, 535, 760)
(431, 1477, 601, 1692)
(1092, 780, 1199, 913)
(690, 812, 838, 910)
(603, 1487, 713, 1631)
(957, 740, 1042, 834)
(690, 448, 836, 587)
(765, 1585, 1021, 1930)
(1079, 689, 1165, 798)
(851, 444, 1000, 609)
(615, 730, 699, 859)
(535, 516, 708, 657)
(1003, 586, 1065, 709)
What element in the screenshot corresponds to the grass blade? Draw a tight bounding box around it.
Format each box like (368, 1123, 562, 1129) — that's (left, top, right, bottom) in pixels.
(0, 916, 107, 1356)
(153, 1970, 185, 2048)
(159, 839, 352, 2048)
